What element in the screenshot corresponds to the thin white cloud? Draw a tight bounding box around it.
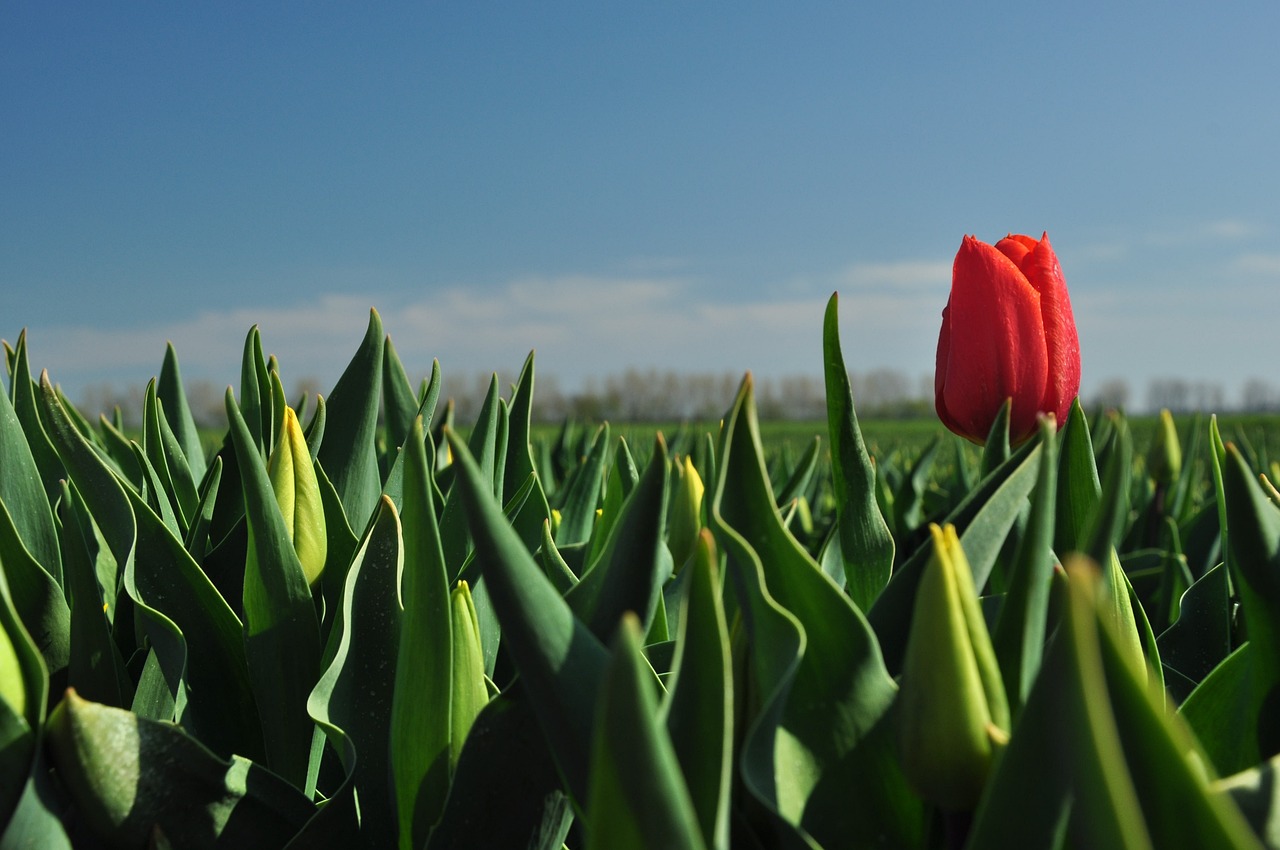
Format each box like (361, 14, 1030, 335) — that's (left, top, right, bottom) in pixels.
(1143, 218, 1262, 247)
(1233, 253, 1280, 276)
(15, 271, 946, 403)
(836, 260, 951, 290)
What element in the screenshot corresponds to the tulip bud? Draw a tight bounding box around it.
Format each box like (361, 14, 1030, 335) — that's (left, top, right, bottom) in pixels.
(449, 580, 489, 769)
(267, 406, 327, 585)
(899, 524, 1010, 811)
(1147, 409, 1182, 487)
(935, 232, 1080, 445)
(667, 455, 705, 571)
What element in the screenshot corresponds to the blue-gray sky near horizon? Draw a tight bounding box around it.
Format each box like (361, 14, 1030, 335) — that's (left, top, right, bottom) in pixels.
(6, 3, 1280, 412)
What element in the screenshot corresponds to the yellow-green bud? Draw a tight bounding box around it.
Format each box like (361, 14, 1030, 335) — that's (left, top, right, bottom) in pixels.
(267, 406, 327, 585)
(1147, 408, 1182, 487)
(899, 524, 1010, 811)
(667, 456, 705, 571)
(449, 580, 489, 768)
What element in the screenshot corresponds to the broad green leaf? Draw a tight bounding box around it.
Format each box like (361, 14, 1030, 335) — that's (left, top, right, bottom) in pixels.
(382, 334, 421, 459)
(972, 563, 1260, 849)
(1215, 752, 1280, 847)
(0, 382, 61, 585)
(46, 689, 316, 850)
(1083, 414, 1133, 570)
(310, 495, 404, 848)
(823, 293, 894, 611)
(183, 455, 223, 564)
(586, 614, 707, 850)
(157, 341, 208, 481)
(40, 374, 261, 761)
(1054, 399, 1101, 555)
(317, 309, 385, 532)
(711, 375, 920, 849)
(445, 428, 610, 808)
(980, 399, 1012, 475)
(869, 436, 1042, 676)
(144, 379, 199, 534)
(893, 436, 941, 537)
(776, 434, 821, 510)
(425, 690, 574, 850)
(554, 423, 609, 546)
(661, 530, 732, 850)
(390, 416, 454, 848)
(238, 325, 272, 456)
(1184, 444, 1280, 774)
(588, 437, 640, 564)
(538, 518, 580, 594)
(5, 331, 66, 507)
(228, 389, 322, 789)
(1159, 563, 1231, 702)
(56, 481, 130, 709)
(0, 497, 70, 700)
(0, 546, 45, 825)
(438, 374, 505, 575)
(0, 747, 73, 850)
(566, 435, 670, 641)
(993, 415, 1058, 710)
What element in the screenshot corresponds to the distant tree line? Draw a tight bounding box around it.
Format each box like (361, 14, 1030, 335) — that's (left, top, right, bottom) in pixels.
(73, 371, 1280, 429)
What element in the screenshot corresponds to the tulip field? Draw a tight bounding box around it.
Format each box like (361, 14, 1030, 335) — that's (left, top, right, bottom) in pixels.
(6, 255, 1280, 848)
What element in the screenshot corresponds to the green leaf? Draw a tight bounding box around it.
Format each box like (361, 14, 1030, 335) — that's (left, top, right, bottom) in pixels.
(40, 375, 261, 761)
(317, 309, 385, 532)
(1054, 399, 1101, 555)
(438, 374, 505, 575)
(390, 416, 454, 848)
(1215, 752, 1280, 847)
(227, 389, 322, 789)
(661, 530, 733, 850)
(238, 325, 272, 456)
(157, 341, 208, 481)
(46, 689, 316, 850)
(425, 690, 574, 850)
(1159, 563, 1231, 702)
(0, 747, 73, 850)
(1083, 414, 1133, 570)
(0, 496, 70, 701)
(711, 375, 920, 849)
(0, 382, 61, 585)
(56, 481, 130, 709)
(144, 379, 200, 534)
(992, 415, 1058, 710)
(6, 331, 67, 508)
(586, 614, 707, 850)
(0, 546, 45, 824)
(1184, 443, 1280, 774)
(554, 423, 609, 547)
(869, 436, 1042, 676)
(382, 334, 421, 459)
(566, 436, 670, 641)
(823, 294, 894, 611)
(445, 427, 610, 809)
(309, 495, 404, 848)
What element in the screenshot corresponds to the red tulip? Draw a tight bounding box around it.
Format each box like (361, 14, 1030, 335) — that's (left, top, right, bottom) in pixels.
(934, 232, 1080, 445)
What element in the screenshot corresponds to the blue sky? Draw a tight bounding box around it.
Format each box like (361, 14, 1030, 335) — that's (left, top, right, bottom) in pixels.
(6, 3, 1280, 412)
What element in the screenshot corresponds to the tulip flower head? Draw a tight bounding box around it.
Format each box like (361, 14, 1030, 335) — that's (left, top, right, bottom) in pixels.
(935, 232, 1080, 445)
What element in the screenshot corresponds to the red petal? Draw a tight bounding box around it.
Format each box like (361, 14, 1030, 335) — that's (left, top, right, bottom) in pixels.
(1019, 233, 1081, 424)
(938, 236, 1048, 443)
(994, 234, 1037, 268)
